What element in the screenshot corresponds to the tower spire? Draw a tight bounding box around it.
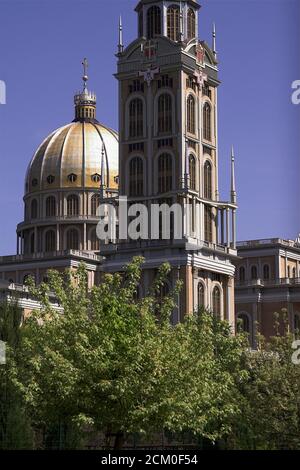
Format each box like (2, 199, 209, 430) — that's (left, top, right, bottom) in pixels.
(212, 23, 217, 60)
(230, 146, 237, 204)
(118, 16, 124, 54)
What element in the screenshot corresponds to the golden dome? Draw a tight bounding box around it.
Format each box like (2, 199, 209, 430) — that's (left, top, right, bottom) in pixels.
(25, 121, 118, 194)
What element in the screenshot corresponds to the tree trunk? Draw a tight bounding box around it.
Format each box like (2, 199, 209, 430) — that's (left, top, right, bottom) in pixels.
(114, 431, 125, 450)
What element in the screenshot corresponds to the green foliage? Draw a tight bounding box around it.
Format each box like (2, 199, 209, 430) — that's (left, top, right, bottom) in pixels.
(13, 258, 245, 448)
(0, 301, 34, 449)
(229, 310, 300, 450)
(10, 262, 300, 450)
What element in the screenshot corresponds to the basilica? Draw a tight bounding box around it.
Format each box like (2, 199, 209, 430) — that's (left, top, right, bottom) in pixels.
(0, 0, 299, 344)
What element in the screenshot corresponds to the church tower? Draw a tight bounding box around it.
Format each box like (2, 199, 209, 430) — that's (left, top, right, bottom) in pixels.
(102, 0, 238, 325)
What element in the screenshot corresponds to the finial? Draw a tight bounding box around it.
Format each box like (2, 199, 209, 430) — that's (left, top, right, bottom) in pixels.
(118, 16, 124, 54)
(212, 23, 217, 60)
(184, 135, 190, 189)
(230, 145, 237, 204)
(82, 58, 89, 91)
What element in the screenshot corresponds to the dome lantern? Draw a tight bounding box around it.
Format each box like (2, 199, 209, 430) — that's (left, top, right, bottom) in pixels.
(74, 58, 97, 122)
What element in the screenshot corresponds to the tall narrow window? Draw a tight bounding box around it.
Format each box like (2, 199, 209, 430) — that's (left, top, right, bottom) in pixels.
(212, 286, 221, 318)
(66, 229, 79, 250)
(129, 157, 144, 197)
(187, 8, 196, 40)
(198, 283, 205, 309)
(239, 266, 246, 282)
(147, 6, 161, 39)
(204, 161, 212, 199)
(263, 264, 270, 280)
(251, 265, 258, 280)
(31, 199, 38, 219)
(30, 233, 35, 254)
(45, 230, 55, 252)
(203, 102, 211, 141)
(204, 205, 212, 242)
(158, 93, 172, 134)
(46, 196, 56, 217)
(189, 155, 196, 190)
(91, 194, 101, 216)
(158, 153, 172, 193)
(167, 6, 180, 41)
(67, 195, 79, 217)
(129, 98, 143, 138)
(187, 95, 195, 134)
(90, 228, 100, 251)
(138, 11, 143, 37)
(294, 314, 300, 337)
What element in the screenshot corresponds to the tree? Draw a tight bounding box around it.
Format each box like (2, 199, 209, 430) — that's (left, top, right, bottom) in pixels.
(13, 258, 246, 449)
(229, 311, 300, 450)
(0, 301, 34, 449)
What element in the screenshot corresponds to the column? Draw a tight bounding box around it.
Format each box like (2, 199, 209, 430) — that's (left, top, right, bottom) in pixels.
(56, 224, 60, 251)
(232, 209, 236, 249)
(220, 209, 224, 245)
(83, 223, 87, 251)
(17, 234, 19, 255)
(192, 197, 196, 236)
(226, 208, 230, 248)
(215, 208, 219, 245)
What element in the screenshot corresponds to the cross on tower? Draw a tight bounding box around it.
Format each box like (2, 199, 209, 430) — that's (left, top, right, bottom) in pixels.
(142, 40, 157, 60)
(82, 58, 89, 87)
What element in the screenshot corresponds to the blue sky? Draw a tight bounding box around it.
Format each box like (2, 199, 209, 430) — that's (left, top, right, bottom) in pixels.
(0, 0, 299, 255)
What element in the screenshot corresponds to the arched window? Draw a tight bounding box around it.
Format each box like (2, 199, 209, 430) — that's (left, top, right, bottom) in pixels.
(46, 196, 56, 217)
(129, 157, 144, 197)
(198, 283, 205, 309)
(31, 199, 38, 219)
(90, 228, 100, 251)
(30, 233, 35, 254)
(129, 98, 143, 138)
(147, 5, 161, 39)
(167, 5, 180, 41)
(187, 8, 196, 40)
(91, 194, 101, 216)
(204, 161, 212, 199)
(204, 206, 212, 242)
(66, 229, 79, 250)
(67, 195, 79, 217)
(45, 230, 55, 252)
(189, 155, 196, 190)
(158, 153, 172, 193)
(203, 102, 211, 141)
(263, 264, 270, 280)
(187, 95, 195, 134)
(237, 313, 251, 335)
(239, 266, 246, 282)
(158, 93, 172, 134)
(212, 286, 221, 318)
(251, 265, 258, 280)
